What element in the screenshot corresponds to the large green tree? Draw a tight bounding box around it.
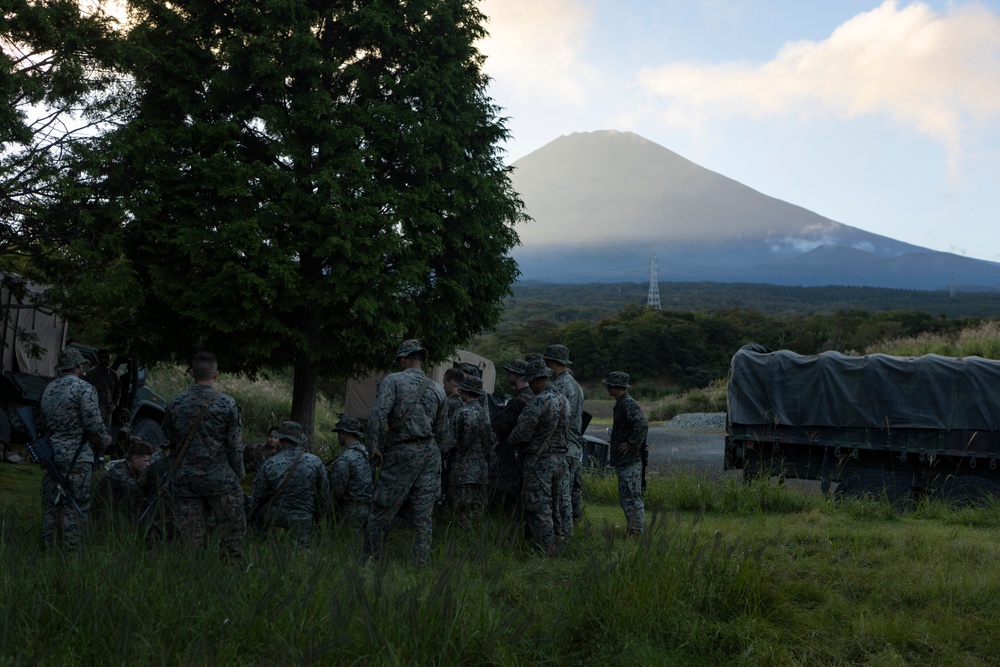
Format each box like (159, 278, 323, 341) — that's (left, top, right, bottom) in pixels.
(93, 0, 523, 432)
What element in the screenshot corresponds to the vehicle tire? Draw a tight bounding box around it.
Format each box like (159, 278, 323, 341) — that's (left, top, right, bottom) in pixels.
(132, 418, 166, 447)
(835, 469, 914, 510)
(935, 476, 1000, 507)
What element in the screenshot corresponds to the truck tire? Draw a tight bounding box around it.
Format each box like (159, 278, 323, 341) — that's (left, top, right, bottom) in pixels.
(935, 476, 1000, 507)
(132, 418, 166, 447)
(835, 469, 914, 510)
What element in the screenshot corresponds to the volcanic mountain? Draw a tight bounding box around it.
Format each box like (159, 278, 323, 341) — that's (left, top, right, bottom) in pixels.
(508, 130, 1000, 290)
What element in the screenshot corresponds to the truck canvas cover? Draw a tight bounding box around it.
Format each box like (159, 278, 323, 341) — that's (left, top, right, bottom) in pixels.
(728, 345, 1000, 431)
(2, 277, 67, 377)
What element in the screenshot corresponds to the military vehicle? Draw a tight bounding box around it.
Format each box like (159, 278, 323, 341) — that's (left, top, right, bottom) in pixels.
(1, 276, 166, 458)
(724, 344, 1000, 504)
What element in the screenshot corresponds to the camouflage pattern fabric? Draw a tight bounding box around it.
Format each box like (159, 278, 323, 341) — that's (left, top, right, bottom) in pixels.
(552, 370, 585, 524)
(242, 443, 275, 475)
(329, 442, 373, 530)
(84, 366, 121, 428)
(92, 460, 145, 525)
(447, 400, 490, 522)
(520, 451, 567, 555)
(615, 460, 645, 535)
(365, 368, 447, 564)
(161, 383, 245, 558)
(39, 373, 109, 551)
(250, 446, 330, 545)
(609, 392, 649, 467)
(492, 386, 533, 508)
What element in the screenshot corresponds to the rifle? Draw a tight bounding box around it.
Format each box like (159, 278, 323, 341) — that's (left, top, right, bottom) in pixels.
(16, 405, 85, 517)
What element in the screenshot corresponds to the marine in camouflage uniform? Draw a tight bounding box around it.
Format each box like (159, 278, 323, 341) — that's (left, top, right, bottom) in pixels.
(92, 439, 153, 527)
(242, 426, 279, 475)
(438, 368, 466, 508)
(605, 371, 649, 535)
(509, 360, 570, 555)
(161, 351, 246, 561)
(39, 348, 112, 552)
(365, 340, 447, 564)
(328, 415, 373, 530)
(544, 344, 585, 535)
(447, 376, 491, 524)
(249, 421, 329, 546)
(492, 359, 533, 512)
(83, 348, 122, 429)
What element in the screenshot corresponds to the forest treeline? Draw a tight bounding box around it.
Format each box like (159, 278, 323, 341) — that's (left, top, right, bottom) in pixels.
(473, 303, 986, 397)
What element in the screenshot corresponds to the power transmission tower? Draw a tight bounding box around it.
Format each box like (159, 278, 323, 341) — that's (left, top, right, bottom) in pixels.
(647, 253, 661, 310)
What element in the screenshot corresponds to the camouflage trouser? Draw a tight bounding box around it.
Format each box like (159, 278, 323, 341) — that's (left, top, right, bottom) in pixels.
(523, 451, 567, 554)
(449, 483, 487, 526)
(336, 502, 370, 533)
(554, 453, 579, 538)
(492, 448, 520, 512)
(615, 460, 645, 535)
(41, 464, 92, 552)
(366, 442, 441, 564)
(269, 509, 315, 547)
(173, 490, 247, 560)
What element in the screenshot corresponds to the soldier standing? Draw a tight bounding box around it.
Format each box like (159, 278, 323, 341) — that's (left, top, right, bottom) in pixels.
(365, 339, 447, 565)
(492, 359, 533, 512)
(508, 359, 570, 555)
(328, 415, 373, 531)
(248, 421, 329, 545)
(543, 344, 585, 533)
(446, 376, 491, 524)
(161, 351, 246, 562)
(39, 347, 112, 551)
(83, 348, 122, 429)
(604, 371, 649, 536)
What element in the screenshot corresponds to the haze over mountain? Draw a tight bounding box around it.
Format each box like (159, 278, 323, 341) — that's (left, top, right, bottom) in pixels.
(509, 131, 1000, 291)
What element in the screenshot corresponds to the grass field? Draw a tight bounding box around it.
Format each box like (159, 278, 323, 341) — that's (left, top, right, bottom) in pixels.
(5, 460, 1000, 666)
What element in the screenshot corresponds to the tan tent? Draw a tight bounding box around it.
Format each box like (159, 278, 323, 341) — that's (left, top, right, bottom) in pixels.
(1, 276, 67, 378)
(343, 350, 496, 420)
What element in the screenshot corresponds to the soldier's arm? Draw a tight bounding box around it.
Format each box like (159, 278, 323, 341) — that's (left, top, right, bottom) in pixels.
(79, 384, 110, 450)
(226, 402, 246, 477)
(366, 376, 396, 456)
(627, 399, 649, 451)
(508, 400, 541, 446)
(329, 457, 349, 499)
(315, 460, 331, 518)
(433, 390, 448, 448)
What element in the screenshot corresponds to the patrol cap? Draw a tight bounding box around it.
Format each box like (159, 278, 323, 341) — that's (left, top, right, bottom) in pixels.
(56, 348, 88, 371)
(273, 420, 308, 446)
(395, 339, 426, 359)
(332, 415, 365, 439)
(542, 344, 572, 366)
(502, 358, 528, 375)
(520, 359, 553, 383)
(458, 376, 485, 396)
(601, 371, 632, 389)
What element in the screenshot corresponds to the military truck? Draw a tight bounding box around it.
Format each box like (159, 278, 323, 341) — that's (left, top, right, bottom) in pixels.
(1, 276, 166, 458)
(724, 344, 1000, 504)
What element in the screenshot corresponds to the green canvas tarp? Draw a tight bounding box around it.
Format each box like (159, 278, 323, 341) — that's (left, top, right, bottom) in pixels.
(728, 345, 1000, 431)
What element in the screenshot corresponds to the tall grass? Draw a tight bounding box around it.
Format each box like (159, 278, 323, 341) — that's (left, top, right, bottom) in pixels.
(862, 319, 1000, 358)
(646, 378, 728, 421)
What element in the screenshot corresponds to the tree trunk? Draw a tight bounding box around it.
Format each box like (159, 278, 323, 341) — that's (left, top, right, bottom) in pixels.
(290, 359, 319, 438)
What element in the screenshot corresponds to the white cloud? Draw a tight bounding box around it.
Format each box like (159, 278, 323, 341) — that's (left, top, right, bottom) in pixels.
(478, 0, 598, 107)
(636, 1, 1000, 167)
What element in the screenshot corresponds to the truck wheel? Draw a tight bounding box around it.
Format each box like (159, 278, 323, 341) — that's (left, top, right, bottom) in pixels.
(935, 476, 1000, 507)
(132, 418, 166, 447)
(836, 470, 914, 510)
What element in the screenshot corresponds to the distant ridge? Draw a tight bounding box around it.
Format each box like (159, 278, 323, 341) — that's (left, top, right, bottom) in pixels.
(509, 131, 1000, 290)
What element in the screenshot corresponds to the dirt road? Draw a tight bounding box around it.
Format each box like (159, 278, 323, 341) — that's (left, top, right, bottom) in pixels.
(644, 426, 734, 481)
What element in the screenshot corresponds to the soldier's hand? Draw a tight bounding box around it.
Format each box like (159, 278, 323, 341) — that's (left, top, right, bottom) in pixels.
(617, 441, 628, 454)
(370, 446, 383, 465)
(104, 434, 113, 449)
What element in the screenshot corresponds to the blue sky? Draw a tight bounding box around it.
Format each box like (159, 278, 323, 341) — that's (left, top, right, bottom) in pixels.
(478, 1, 1000, 263)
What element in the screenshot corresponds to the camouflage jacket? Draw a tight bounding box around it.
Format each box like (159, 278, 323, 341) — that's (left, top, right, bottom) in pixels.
(449, 400, 490, 485)
(609, 392, 649, 466)
(328, 442, 373, 506)
(493, 386, 534, 448)
(162, 383, 244, 497)
(83, 366, 121, 423)
(367, 368, 446, 453)
(93, 459, 144, 516)
(440, 393, 465, 454)
(252, 446, 330, 521)
(552, 370, 585, 450)
(509, 384, 570, 456)
(39, 373, 108, 465)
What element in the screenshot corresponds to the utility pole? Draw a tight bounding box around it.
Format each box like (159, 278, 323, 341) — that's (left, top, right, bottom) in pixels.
(647, 253, 661, 310)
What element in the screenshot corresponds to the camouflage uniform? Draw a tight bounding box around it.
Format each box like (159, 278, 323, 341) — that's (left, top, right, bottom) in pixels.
(547, 347, 585, 533)
(250, 422, 329, 546)
(329, 428, 373, 530)
(509, 364, 570, 555)
(162, 382, 246, 560)
(92, 459, 145, 525)
(39, 349, 109, 552)
(84, 364, 121, 428)
(365, 341, 447, 564)
(242, 442, 276, 475)
(447, 378, 491, 523)
(606, 372, 649, 535)
(492, 362, 534, 510)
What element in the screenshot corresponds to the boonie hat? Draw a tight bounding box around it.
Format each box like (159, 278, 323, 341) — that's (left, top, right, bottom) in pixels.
(458, 376, 485, 396)
(273, 420, 309, 446)
(332, 415, 365, 439)
(523, 352, 544, 364)
(542, 344, 572, 366)
(454, 361, 481, 378)
(601, 371, 632, 389)
(502, 358, 528, 375)
(520, 359, 553, 383)
(56, 348, 88, 372)
(395, 339, 426, 359)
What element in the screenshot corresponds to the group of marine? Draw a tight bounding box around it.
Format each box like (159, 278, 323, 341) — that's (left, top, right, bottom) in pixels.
(36, 341, 649, 564)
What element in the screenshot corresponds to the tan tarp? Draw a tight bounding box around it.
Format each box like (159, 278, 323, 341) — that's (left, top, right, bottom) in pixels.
(1, 277, 67, 377)
(344, 350, 496, 419)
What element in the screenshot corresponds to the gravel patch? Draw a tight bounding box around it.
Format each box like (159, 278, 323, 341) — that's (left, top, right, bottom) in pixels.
(662, 412, 726, 430)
